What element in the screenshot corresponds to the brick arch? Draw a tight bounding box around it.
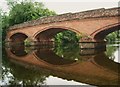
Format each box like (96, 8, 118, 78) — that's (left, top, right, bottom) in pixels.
(10, 32, 28, 43)
(32, 26, 81, 41)
(9, 32, 29, 40)
(91, 23, 120, 41)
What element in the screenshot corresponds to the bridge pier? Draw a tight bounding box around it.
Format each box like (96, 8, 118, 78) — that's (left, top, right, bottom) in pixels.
(79, 36, 106, 49)
(33, 41, 54, 46)
(79, 48, 106, 56)
(79, 41, 106, 50)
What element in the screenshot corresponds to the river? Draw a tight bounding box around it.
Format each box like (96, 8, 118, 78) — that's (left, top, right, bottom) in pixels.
(1, 43, 120, 86)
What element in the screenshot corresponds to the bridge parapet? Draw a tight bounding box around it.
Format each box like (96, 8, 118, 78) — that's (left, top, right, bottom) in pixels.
(9, 7, 120, 30)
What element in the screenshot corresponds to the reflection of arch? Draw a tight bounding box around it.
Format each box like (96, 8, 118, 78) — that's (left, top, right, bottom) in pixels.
(33, 26, 81, 41)
(5, 46, 28, 59)
(92, 52, 120, 73)
(10, 32, 28, 43)
(10, 45, 28, 57)
(33, 48, 77, 66)
(9, 49, 119, 85)
(91, 23, 120, 41)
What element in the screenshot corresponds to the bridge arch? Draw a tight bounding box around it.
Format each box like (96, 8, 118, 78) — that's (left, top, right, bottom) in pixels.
(10, 32, 28, 44)
(91, 23, 120, 41)
(33, 26, 81, 42)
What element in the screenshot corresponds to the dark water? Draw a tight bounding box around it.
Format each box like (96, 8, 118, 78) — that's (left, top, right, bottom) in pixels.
(1, 43, 120, 86)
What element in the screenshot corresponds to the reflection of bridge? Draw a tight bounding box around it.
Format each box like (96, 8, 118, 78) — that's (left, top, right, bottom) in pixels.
(6, 46, 120, 86)
(6, 7, 120, 49)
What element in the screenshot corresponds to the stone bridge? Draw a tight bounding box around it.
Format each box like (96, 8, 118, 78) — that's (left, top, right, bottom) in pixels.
(6, 7, 120, 49)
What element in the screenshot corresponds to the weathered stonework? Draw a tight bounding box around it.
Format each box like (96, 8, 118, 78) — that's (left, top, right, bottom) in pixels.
(9, 7, 120, 30)
(6, 7, 120, 49)
(79, 41, 106, 49)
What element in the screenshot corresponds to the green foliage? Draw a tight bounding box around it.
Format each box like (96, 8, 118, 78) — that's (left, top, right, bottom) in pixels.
(54, 30, 81, 44)
(105, 31, 120, 43)
(0, 8, 2, 45)
(1, 14, 8, 42)
(54, 43, 81, 61)
(6, 0, 18, 8)
(7, 63, 48, 85)
(105, 44, 118, 60)
(105, 32, 117, 42)
(8, 1, 56, 26)
(24, 38, 31, 46)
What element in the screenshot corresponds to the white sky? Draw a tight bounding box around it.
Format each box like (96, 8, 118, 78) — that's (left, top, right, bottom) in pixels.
(43, 1, 119, 14)
(0, 0, 119, 14)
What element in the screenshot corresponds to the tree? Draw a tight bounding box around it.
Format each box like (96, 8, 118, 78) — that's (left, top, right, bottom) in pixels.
(0, 8, 2, 44)
(105, 31, 118, 43)
(8, 1, 56, 26)
(54, 30, 81, 44)
(1, 12, 10, 41)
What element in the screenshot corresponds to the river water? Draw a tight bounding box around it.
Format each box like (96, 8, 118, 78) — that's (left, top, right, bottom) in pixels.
(1, 43, 120, 86)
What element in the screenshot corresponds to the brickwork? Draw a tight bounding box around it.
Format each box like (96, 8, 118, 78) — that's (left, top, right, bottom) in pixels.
(9, 7, 120, 30)
(6, 7, 120, 48)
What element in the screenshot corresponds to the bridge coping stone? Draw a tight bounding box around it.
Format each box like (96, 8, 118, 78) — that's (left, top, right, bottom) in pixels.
(9, 7, 120, 30)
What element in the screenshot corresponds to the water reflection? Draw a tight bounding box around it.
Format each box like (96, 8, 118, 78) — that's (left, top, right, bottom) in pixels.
(10, 45, 27, 57)
(35, 47, 76, 65)
(2, 43, 120, 86)
(106, 43, 120, 63)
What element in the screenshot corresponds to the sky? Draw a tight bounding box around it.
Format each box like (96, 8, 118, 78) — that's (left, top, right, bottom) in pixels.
(0, 0, 119, 14)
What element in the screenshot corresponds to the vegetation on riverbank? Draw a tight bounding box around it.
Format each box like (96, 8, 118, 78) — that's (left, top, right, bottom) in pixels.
(106, 31, 120, 43)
